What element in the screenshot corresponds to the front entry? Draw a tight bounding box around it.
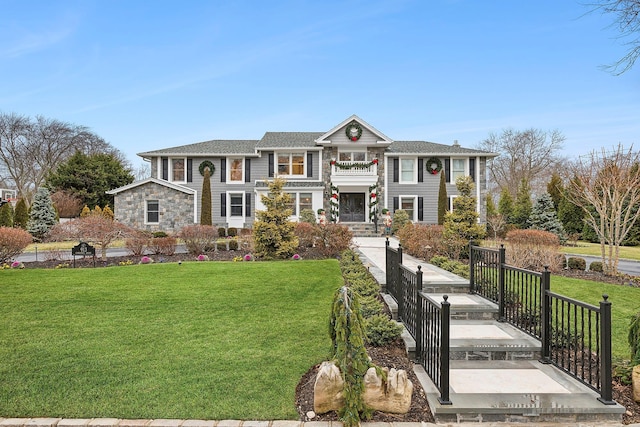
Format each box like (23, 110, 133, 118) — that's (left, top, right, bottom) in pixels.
(340, 193, 365, 222)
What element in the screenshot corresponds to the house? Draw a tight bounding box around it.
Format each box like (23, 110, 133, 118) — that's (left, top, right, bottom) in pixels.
(107, 115, 497, 234)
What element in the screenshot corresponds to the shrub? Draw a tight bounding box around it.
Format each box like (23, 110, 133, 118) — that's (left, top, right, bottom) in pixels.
(152, 231, 168, 238)
(365, 314, 403, 347)
(629, 312, 640, 365)
(125, 233, 149, 256)
(228, 240, 238, 251)
(391, 209, 410, 234)
(504, 229, 563, 272)
(430, 256, 449, 267)
(253, 178, 298, 259)
(228, 227, 238, 237)
(0, 227, 32, 263)
(218, 227, 227, 237)
(315, 223, 353, 257)
(397, 223, 444, 260)
(567, 257, 587, 271)
(179, 225, 218, 255)
(216, 241, 227, 251)
(359, 295, 384, 318)
(237, 229, 254, 253)
(299, 209, 317, 225)
(589, 261, 604, 272)
(295, 222, 317, 248)
(149, 236, 177, 255)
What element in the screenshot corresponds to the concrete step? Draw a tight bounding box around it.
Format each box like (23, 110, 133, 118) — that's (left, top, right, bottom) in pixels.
(425, 293, 499, 321)
(415, 359, 625, 424)
(449, 319, 541, 361)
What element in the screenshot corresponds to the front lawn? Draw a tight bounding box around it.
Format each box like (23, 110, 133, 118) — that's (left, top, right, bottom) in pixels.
(551, 275, 640, 360)
(0, 260, 342, 420)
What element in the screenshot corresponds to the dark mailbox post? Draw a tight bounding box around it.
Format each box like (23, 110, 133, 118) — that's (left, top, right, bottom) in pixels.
(71, 242, 96, 268)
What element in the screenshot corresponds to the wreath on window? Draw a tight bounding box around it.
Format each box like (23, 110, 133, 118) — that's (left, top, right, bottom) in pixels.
(426, 157, 442, 175)
(199, 160, 215, 176)
(345, 121, 363, 141)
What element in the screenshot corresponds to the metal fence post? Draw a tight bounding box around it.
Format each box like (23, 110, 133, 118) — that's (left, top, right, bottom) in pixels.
(498, 244, 506, 322)
(415, 267, 423, 363)
(439, 295, 452, 405)
(469, 242, 476, 294)
(539, 267, 551, 364)
(598, 294, 616, 405)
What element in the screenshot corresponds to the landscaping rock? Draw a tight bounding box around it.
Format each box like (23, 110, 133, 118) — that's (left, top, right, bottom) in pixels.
(313, 361, 344, 413)
(633, 365, 640, 402)
(363, 366, 413, 414)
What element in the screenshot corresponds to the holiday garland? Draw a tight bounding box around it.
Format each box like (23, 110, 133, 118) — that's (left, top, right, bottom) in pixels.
(345, 121, 363, 141)
(426, 157, 442, 175)
(330, 183, 339, 222)
(199, 160, 216, 176)
(330, 158, 378, 170)
(368, 184, 378, 221)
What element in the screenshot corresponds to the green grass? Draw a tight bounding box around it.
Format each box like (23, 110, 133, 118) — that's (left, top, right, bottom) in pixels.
(561, 241, 640, 261)
(551, 275, 640, 360)
(0, 260, 342, 419)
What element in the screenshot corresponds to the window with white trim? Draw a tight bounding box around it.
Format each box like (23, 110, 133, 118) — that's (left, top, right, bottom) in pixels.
(400, 159, 416, 183)
(171, 158, 186, 182)
(400, 196, 416, 221)
(284, 192, 313, 216)
(451, 158, 466, 182)
(229, 158, 244, 182)
(277, 153, 305, 176)
(229, 193, 244, 217)
(338, 151, 366, 161)
(146, 200, 159, 224)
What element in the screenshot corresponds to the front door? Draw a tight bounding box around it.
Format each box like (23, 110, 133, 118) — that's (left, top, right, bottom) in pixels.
(340, 193, 365, 222)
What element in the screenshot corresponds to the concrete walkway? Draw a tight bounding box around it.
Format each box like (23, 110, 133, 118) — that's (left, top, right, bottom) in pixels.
(352, 237, 628, 426)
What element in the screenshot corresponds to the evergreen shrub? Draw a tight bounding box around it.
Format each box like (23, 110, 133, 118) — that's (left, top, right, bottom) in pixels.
(228, 227, 238, 237)
(152, 231, 168, 238)
(299, 209, 316, 224)
(567, 257, 587, 271)
(365, 314, 403, 347)
(391, 209, 410, 234)
(218, 227, 227, 237)
(589, 261, 604, 272)
(228, 240, 238, 251)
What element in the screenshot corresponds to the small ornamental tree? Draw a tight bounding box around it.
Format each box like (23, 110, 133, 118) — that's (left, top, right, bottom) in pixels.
(329, 286, 374, 427)
(391, 209, 410, 234)
(512, 177, 532, 229)
(253, 178, 298, 259)
(0, 226, 32, 262)
(437, 169, 448, 225)
(529, 193, 567, 244)
(200, 167, 212, 226)
(498, 188, 515, 225)
(13, 198, 28, 229)
(102, 205, 114, 220)
(0, 201, 14, 227)
(443, 176, 486, 245)
(27, 187, 57, 241)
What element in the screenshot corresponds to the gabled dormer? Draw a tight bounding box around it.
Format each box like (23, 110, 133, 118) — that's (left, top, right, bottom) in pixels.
(314, 114, 393, 147)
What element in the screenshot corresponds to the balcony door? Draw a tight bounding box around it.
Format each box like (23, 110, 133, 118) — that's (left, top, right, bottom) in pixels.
(340, 193, 365, 222)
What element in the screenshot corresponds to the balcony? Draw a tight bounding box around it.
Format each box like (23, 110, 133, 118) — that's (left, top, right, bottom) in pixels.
(330, 160, 378, 186)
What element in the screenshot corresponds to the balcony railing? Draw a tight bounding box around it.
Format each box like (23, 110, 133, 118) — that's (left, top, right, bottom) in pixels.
(331, 161, 378, 176)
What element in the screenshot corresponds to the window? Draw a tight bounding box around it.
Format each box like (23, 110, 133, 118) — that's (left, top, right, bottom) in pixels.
(451, 158, 466, 182)
(230, 194, 244, 217)
(277, 153, 305, 176)
(229, 158, 243, 182)
(146, 200, 159, 223)
(171, 158, 185, 182)
(286, 192, 296, 213)
(338, 151, 366, 161)
(299, 193, 312, 212)
(400, 159, 416, 183)
(400, 196, 415, 221)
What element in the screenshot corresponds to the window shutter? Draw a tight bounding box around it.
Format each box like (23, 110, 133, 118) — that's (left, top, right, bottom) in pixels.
(445, 158, 451, 183)
(268, 153, 274, 177)
(245, 158, 251, 183)
(418, 158, 424, 183)
(221, 193, 227, 217)
(245, 192, 251, 217)
(187, 158, 193, 182)
(162, 158, 168, 180)
(220, 158, 226, 183)
(393, 158, 399, 182)
(418, 197, 424, 221)
(307, 152, 313, 177)
(393, 197, 399, 211)
(469, 158, 476, 182)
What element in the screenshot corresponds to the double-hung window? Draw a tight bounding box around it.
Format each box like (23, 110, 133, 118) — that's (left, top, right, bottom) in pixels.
(230, 193, 244, 217)
(338, 151, 366, 162)
(229, 158, 244, 182)
(400, 159, 416, 183)
(451, 158, 466, 182)
(400, 196, 416, 221)
(146, 200, 159, 224)
(277, 153, 305, 176)
(171, 158, 186, 182)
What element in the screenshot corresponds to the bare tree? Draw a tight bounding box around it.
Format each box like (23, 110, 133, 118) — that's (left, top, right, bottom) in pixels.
(0, 112, 127, 204)
(477, 128, 566, 198)
(566, 144, 640, 274)
(590, 0, 640, 75)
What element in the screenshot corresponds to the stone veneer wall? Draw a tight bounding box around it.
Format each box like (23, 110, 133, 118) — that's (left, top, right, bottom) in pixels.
(114, 182, 195, 233)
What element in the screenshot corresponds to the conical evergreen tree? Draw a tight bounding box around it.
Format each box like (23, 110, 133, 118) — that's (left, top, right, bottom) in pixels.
(498, 188, 515, 225)
(546, 173, 564, 211)
(437, 169, 448, 225)
(0, 202, 14, 227)
(529, 193, 567, 243)
(27, 187, 57, 240)
(13, 198, 28, 229)
(443, 176, 486, 244)
(253, 178, 298, 259)
(200, 168, 212, 225)
(512, 178, 532, 229)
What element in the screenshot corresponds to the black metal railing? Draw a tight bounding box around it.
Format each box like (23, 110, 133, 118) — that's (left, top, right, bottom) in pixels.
(399, 264, 421, 337)
(469, 244, 615, 404)
(385, 238, 402, 303)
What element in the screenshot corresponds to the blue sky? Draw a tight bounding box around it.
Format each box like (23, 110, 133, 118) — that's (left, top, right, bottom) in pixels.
(1, 0, 638, 168)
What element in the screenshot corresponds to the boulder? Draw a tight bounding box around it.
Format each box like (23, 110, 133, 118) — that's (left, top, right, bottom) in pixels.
(633, 365, 640, 402)
(363, 366, 413, 414)
(313, 361, 344, 413)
